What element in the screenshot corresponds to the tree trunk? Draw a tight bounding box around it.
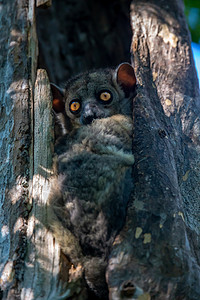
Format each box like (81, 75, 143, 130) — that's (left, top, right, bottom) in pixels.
(107, 1, 200, 299)
(0, 0, 200, 299)
(0, 0, 37, 298)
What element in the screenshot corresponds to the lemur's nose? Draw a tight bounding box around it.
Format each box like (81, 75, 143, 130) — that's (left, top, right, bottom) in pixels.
(81, 102, 104, 125)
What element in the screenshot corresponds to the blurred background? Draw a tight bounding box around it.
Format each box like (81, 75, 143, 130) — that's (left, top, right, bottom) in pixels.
(185, 0, 200, 84)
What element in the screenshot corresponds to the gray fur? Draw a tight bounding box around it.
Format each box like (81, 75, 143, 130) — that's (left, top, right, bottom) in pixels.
(49, 64, 136, 299)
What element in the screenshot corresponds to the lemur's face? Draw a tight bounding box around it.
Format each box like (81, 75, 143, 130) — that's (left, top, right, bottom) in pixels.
(64, 70, 127, 126)
(51, 63, 136, 129)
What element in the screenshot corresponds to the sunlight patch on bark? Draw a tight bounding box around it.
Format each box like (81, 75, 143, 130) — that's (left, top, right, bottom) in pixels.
(143, 233, 151, 244)
(21, 288, 34, 300)
(0, 261, 14, 289)
(158, 24, 178, 48)
(135, 227, 143, 239)
(13, 217, 24, 234)
(10, 176, 29, 205)
(31, 172, 52, 204)
(1, 225, 9, 238)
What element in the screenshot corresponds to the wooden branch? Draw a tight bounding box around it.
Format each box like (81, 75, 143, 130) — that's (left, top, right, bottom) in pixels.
(22, 69, 61, 299)
(28, 0, 38, 85)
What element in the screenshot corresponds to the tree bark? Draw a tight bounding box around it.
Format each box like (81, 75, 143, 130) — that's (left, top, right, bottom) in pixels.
(0, 0, 37, 298)
(0, 1, 58, 299)
(22, 69, 59, 300)
(107, 1, 200, 299)
(0, 0, 200, 299)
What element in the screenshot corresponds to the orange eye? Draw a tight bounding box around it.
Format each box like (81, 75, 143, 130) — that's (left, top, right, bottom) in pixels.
(69, 101, 81, 113)
(99, 91, 112, 102)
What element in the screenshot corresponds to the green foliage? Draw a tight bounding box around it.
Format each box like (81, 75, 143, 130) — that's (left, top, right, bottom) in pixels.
(185, 0, 200, 8)
(184, 0, 200, 43)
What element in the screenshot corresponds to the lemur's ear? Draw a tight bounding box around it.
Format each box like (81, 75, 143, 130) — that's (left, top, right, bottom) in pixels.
(50, 83, 72, 135)
(116, 63, 136, 97)
(50, 83, 65, 113)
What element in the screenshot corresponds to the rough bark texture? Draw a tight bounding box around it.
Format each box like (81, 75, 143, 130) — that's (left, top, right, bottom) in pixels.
(106, 1, 200, 299)
(0, 0, 35, 298)
(0, 1, 58, 299)
(0, 0, 200, 299)
(22, 69, 59, 300)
